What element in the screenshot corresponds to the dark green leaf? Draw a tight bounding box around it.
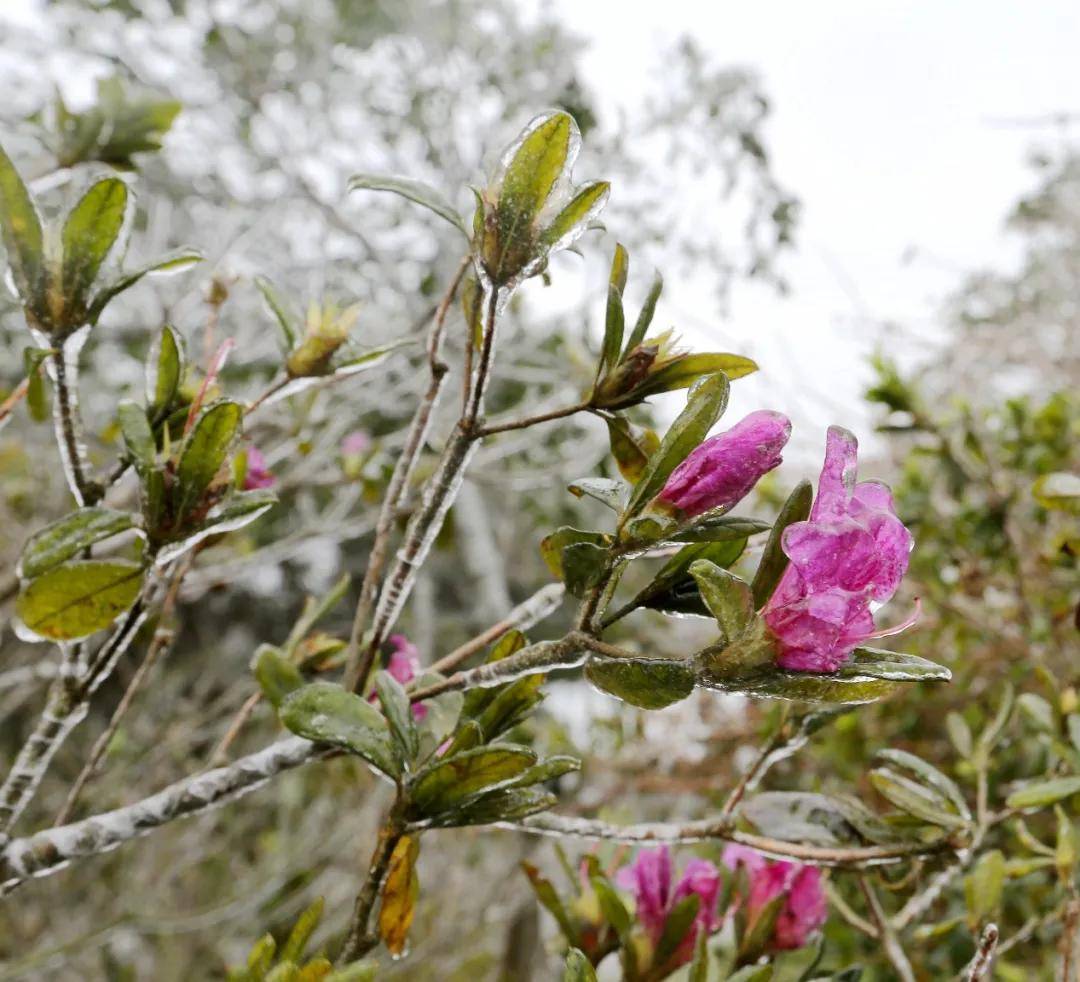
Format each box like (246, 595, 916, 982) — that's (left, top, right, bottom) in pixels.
(375, 669, 419, 764)
(20, 507, 137, 580)
(23, 346, 50, 422)
(585, 657, 696, 709)
(504, 754, 580, 789)
(540, 527, 609, 580)
(655, 894, 700, 968)
(688, 927, 709, 982)
(61, 177, 129, 316)
(671, 515, 770, 543)
(688, 560, 754, 644)
(408, 745, 537, 816)
(562, 541, 609, 597)
(591, 874, 632, 938)
(176, 400, 243, 516)
(117, 399, 156, 474)
(279, 682, 398, 777)
(429, 786, 557, 827)
(625, 373, 730, 517)
(146, 324, 185, 418)
(0, 143, 44, 308)
(252, 644, 303, 708)
(16, 559, 143, 641)
(751, 480, 813, 608)
(347, 173, 466, 235)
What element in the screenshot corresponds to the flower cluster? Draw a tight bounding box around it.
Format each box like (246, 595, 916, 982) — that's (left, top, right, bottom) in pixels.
(763, 426, 916, 672)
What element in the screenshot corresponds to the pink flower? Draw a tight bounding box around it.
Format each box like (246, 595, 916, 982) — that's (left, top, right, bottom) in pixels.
(654, 411, 791, 519)
(341, 431, 371, 456)
(242, 447, 276, 490)
(722, 845, 826, 951)
(763, 426, 916, 673)
(616, 846, 722, 967)
(377, 634, 427, 721)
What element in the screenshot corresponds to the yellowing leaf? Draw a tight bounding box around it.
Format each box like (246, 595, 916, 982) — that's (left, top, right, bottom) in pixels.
(378, 836, 419, 957)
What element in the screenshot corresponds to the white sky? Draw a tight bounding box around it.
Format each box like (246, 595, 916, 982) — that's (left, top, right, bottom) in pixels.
(548, 0, 1080, 461)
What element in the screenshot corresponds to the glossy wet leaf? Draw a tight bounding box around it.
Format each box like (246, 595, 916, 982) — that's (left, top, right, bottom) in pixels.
(625, 373, 730, 517)
(252, 644, 303, 708)
(408, 745, 536, 816)
(176, 400, 243, 515)
(348, 173, 466, 236)
(540, 526, 609, 580)
(599, 243, 628, 378)
(378, 836, 419, 957)
(562, 541, 609, 597)
(279, 682, 398, 777)
(671, 515, 770, 544)
(499, 111, 573, 233)
(623, 269, 663, 356)
(61, 177, 129, 317)
(689, 560, 754, 643)
(869, 767, 968, 829)
(199, 488, 277, 536)
(540, 180, 610, 250)
(0, 142, 44, 308)
(585, 657, 696, 709)
(875, 748, 970, 820)
(567, 477, 626, 511)
(16, 559, 143, 641)
(563, 948, 597, 982)
(751, 480, 813, 608)
(633, 352, 758, 400)
(116, 399, 156, 475)
(605, 416, 654, 484)
(743, 791, 870, 847)
(1006, 776, 1080, 810)
(375, 670, 419, 764)
(20, 507, 137, 580)
(503, 754, 580, 789)
(87, 248, 203, 325)
(429, 786, 557, 827)
(146, 324, 185, 418)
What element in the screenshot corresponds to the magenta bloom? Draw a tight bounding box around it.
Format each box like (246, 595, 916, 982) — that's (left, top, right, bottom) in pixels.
(380, 634, 427, 721)
(341, 431, 371, 456)
(242, 447, 276, 490)
(722, 845, 826, 951)
(654, 411, 791, 519)
(763, 426, 916, 673)
(616, 846, 722, 967)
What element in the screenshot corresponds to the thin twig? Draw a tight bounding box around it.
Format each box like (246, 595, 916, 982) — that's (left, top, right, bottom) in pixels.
(338, 806, 405, 962)
(207, 691, 263, 768)
(475, 401, 592, 437)
(824, 881, 879, 938)
(858, 874, 915, 982)
(962, 923, 998, 981)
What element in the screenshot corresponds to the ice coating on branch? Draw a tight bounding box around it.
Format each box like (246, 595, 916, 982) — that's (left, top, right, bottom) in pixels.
(242, 447, 276, 490)
(722, 844, 827, 951)
(616, 845, 722, 967)
(653, 410, 791, 519)
(763, 426, 916, 672)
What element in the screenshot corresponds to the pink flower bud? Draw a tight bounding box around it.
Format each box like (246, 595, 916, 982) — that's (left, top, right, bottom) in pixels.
(722, 845, 826, 951)
(382, 634, 427, 721)
(341, 430, 371, 456)
(242, 447, 276, 490)
(763, 426, 916, 673)
(654, 411, 791, 519)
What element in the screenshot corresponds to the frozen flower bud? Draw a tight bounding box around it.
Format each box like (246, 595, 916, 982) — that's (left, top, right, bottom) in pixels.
(341, 431, 371, 456)
(285, 301, 359, 378)
(616, 846, 722, 971)
(763, 426, 917, 673)
(652, 410, 792, 519)
(722, 845, 826, 952)
(373, 634, 427, 721)
(242, 447, 275, 490)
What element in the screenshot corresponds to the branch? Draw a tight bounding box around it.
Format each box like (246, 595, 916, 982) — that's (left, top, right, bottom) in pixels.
(475, 401, 592, 437)
(858, 874, 915, 982)
(48, 341, 101, 505)
(962, 923, 998, 981)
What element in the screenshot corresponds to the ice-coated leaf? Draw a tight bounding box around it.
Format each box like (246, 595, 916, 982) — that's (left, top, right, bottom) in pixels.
(407, 745, 537, 817)
(689, 560, 754, 644)
(1006, 776, 1080, 810)
(562, 541, 609, 597)
(16, 559, 143, 641)
(116, 399, 156, 475)
(176, 400, 243, 516)
(19, 507, 137, 580)
(503, 754, 580, 790)
(751, 479, 813, 608)
(87, 248, 203, 325)
(623, 269, 663, 357)
(252, 644, 303, 708)
(428, 786, 557, 827)
(599, 243, 628, 379)
(61, 177, 130, 316)
(585, 657, 696, 709)
(633, 352, 758, 400)
(540, 526, 609, 580)
(146, 324, 185, 418)
(605, 416, 655, 484)
(567, 476, 626, 511)
(375, 670, 419, 764)
(869, 767, 968, 829)
(0, 142, 44, 308)
(563, 948, 598, 982)
(875, 748, 970, 820)
(254, 275, 298, 350)
(378, 836, 420, 957)
(499, 111, 574, 234)
(540, 180, 609, 251)
(625, 373, 730, 518)
(671, 515, 770, 544)
(348, 173, 466, 235)
(279, 682, 398, 777)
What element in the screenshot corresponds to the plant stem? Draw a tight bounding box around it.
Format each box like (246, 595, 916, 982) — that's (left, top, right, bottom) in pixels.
(475, 401, 592, 437)
(339, 810, 405, 962)
(50, 345, 99, 505)
(962, 923, 998, 981)
(858, 874, 915, 982)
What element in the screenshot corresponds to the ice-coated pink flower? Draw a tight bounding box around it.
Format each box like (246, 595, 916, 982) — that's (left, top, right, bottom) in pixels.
(341, 430, 371, 456)
(616, 846, 722, 967)
(722, 845, 826, 951)
(763, 426, 916, 673)
(242, 447, 276, 490)
(381, 634, 427, 721)
(653, 411, 791, 519)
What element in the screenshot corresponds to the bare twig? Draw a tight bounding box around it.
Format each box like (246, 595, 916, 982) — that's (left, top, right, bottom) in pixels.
(475, 400, 592, 437)
(207, 691, 263, 768)
(858, 874, 915, 982)
(338, 805, 405, 962)
(962, 923, 998, 981)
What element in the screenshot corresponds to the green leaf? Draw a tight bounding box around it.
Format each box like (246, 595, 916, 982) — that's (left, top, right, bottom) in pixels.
(726, 966, 772, 982)
(469, 675, 545, 743)
(632, 352, 758, 400)
(562, 541, 609, 598)
(870, 767, 968, 829)
(278, 682, 398, 777)
(498, 111, 574, 236)
(246, 932, 276, 977)
(408, 745, 537, 817)
(875, 748, 971, 821)
(116, 399, 156, 475)
(623, 269, 663, 356)
(19, 507, 137, 580)
(741, 791, 892, 847)
(688, 927, 709, 982)
(591, 873, 632, 938)
(604, 416, 655, 484)
(522, 862, 577, 941)
(540, 527, 609, 580)
(563, 948, 598, 982)
(751, 480, 813, 608)
(688, 560, 754, 644)
(599, 244, 628, 379)
(946, 712, 974, 759)
(671, 515, 770, 544)
(61, 177, 130, 317)
(0, 142, 44, 308)
(375, 670, 419, 765)
(347, 173, 466, 236)
(625, 373, 730, 517)
(1006, 776, 1080, 810)
(252, 644, 303, 709)
(280, 896, 324, 965)
(540, 181, 610, 250)
(975, 684, 1015, 764)
(568, 477, 626, 511)
(655, 894, 700, 967)
(146, 324, 185, 419)
(197, 488, 277, 537)
(87, 248, 203, 325)
(176, 400, 243, 516)
(23, 346, 50, 422)
(964, 850, 1005, 924)
(428, 786, 557, 827)
(16, 559, 143, 641)
(585, 657, 696, 709)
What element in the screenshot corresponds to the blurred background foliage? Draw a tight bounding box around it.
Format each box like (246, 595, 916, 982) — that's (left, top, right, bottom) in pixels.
(0, 0, 1075, 979)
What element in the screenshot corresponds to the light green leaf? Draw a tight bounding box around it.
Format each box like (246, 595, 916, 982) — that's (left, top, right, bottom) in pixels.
(567, 477, 626, 511)
(540, 180, 609, 250)
(875, 748, 971, 821)
(563, 948, 598, 982)
(599, 243, 628, 378)
(671, 515, 770, 543)
(623, 269, 663, 356)
(499, 111, 574, 234)
(252, 644, 303, 709)
(374, 670, 419, 764)
(870, 767, 968, 829)
(347, 173, 466, 235)
(176, 400, 243, 516)
(604, 416, 655, 484)
(280, 896, 324, 965)
(16, 559, 143, 641)
(19, 507, 137, 580)
(117, 399, 156, 474)
(1033, 472, 1080, 514)
(1006, 776, 1080, 810)
(61, 177, 130, 317)
(633, 352, 758, 399)
(964, 850, 1005, 924)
